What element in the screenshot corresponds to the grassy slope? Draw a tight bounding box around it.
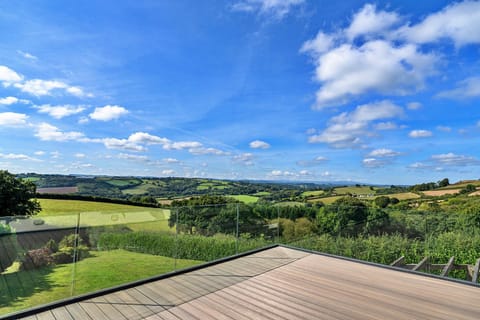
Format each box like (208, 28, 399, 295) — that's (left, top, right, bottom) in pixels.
(0, 250, 201, 316)
(227, 195, 259, 204)
(334, 186, 375, 195)
(37, 199, 172, 232)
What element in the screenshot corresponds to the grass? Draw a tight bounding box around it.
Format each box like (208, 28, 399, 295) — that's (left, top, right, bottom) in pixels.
(104, 178, 142, 187)
(308, 196, 343, 204)
(253, 191, 271, 196)
(227, 195, 259, 204)
(385, 192, 420, 200)
(0, 250, 201, 316)
(302, 190, 324, 197)
(334, 186, 375, 195)
(36, 199, 172, 231)
(121, 183, 155, 195)
(197, 182, 228, 190)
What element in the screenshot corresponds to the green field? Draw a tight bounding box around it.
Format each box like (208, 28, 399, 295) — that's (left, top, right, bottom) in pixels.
(103, 178, 142, 187)
(302, 190, 325, 197)
(308, 196, 343, 204)
(253, 191, 271, 196)
(37, 199, 172, 231)
(385, 192, 421, 200)
(197, 182, 229, 190)
(334, 186, 375, 195)
(121, 182, 156, 195)
(0, 250, 201, 316)
(227, 195, 259, 204)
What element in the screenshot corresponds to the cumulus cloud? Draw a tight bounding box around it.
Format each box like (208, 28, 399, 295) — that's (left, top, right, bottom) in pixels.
(101, 137, 147, 152)
(35, 122, 85, 141)
(345, 4, 401, 40)
(34, 151, 45, 156)
(409, 129, 432, 138)
(309, 100, 403, 148)
(270, 170, 294, 177)
(0, 112, 29, 127)
(437, 77, 480, 99)
(0, 96, 29, 105)
(396, 1, 480, 47)
(0, 65, 23, 86)
(161, 169, 176, 176)
(301, 2, 480, 108)
(128, 132, 170, 145)
(89, 105, 129, 121)
(249, 140, 270, 149)
(232, 0, 304, 19)
(35, 104, 86, 119)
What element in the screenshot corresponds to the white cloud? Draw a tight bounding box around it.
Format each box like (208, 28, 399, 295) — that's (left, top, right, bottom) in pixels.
(50, 151, 61, 159)
(396, 1, 480, 47)
(189, 147, 230, 156)
(436, 126, 451, 132)
(309, 100, 403, 148)
(15, 79, 88, 97)
(35, 122, 85, 141)
(299, 170, 312, 176)
(0, 153, 38, 161)
(409, 129, 432, 138)
(128, 132, 170, 145)
(164, 158, 179, 163)
(303, 40, 437, 108)
(232, 0, 304, 19)
(118, 153, 149, 161)
(17, 50, 38, 60)
(75, 153, 86, 158)
(35, 104, 86, 119)
(345, 4, 400, 41)
(249, 140, 270, 149)
(0, 112, 29, 127)
(0, 65, 23, 86)
(101, 137, 146, 152)
(270, 170, 294, 177)
(0, 96, 24, 105)
(407, 102, 422, 110)
(368, 148, 400, 157)
(315, 156, 328, 161)
(374, 121, 397, 130)
(431, 152, 480, 166)
(34, 151, 45, 156)
(233, 153, 254, 166)
(362, 158, 387, 168)
(163, 141, 202, 150)
(161, 169, 176, 176)
(437, 77, 480, 99)
(89, 105, 129, 121)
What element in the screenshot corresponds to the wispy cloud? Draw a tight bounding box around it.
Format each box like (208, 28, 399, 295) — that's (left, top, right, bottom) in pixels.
(17, 50, 38, 60)
(0, 152, 39, 161)
(437, 77, 480, 99)
(0, 96, 29, 105)
(15, 79, 89, 97)
(231, 0, 304, 19)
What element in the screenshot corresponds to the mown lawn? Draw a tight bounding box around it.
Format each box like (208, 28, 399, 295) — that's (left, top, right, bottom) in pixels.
(0, 250, 202, 316)
(36, 199, 172, 232)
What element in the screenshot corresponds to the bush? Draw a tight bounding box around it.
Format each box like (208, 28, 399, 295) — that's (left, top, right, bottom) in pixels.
(45, 239, 58, 253)
(21, 247, 54, 270)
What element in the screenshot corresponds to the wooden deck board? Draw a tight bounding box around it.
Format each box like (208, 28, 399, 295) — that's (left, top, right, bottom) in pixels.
(15, 247, 480, 320)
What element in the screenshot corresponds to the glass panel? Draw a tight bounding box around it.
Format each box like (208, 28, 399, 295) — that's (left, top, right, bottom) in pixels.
(0, 214, 78, 316)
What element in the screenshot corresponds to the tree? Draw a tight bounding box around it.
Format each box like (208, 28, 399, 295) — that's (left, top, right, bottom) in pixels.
(374, 196, 390, 208)
(438, 178, 450, 188)
(330, 196, 368, 236)
(0, 170, 40, 217)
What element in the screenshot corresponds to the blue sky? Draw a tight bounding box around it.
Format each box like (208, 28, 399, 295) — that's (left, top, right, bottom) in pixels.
(1, 0, 480, 185)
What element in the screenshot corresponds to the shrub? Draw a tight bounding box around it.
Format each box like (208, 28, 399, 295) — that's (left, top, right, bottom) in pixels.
(21, 247, 54, 270)
(45, 239, 58, 253)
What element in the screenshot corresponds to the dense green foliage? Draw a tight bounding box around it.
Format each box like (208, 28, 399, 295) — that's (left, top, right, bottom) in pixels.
(0, 170, 40, 217)
(96, 231, 269, 261)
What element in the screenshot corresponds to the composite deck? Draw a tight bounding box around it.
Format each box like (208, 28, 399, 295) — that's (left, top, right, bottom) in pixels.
(12, 246, 480, 319)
